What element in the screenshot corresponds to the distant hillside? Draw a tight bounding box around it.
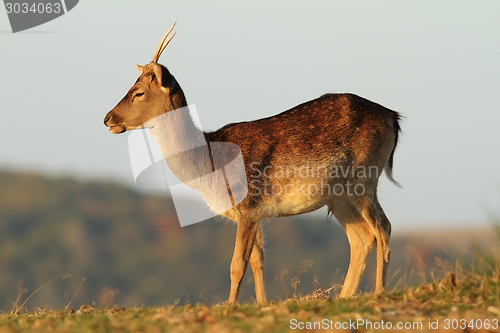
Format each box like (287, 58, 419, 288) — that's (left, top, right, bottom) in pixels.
(0, 170, 493, 311)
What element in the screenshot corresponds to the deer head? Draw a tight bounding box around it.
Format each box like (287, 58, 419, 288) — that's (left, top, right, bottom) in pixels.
(104, 22, 187, 134)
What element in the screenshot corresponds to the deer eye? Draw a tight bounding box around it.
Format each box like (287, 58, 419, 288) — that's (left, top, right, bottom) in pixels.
(134, 92, 144, 98)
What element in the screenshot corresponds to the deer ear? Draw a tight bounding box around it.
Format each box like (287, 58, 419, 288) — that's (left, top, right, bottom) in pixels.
(153, 64, 164, 88)
(135, 64, 144, 73)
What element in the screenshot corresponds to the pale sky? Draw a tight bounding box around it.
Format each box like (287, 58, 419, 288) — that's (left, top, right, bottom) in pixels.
(1, 1, 500, 234)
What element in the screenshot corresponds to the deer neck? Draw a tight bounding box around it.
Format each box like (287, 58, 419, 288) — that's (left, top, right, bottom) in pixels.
(166, 83, 188, 113)
(147, 80, 198, 152)
(147, 102, 213, 184)
(148, 105, 205, 154)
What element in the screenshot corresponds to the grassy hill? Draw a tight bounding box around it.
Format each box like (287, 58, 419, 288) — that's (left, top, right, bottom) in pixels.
(1, 266, 500, 332)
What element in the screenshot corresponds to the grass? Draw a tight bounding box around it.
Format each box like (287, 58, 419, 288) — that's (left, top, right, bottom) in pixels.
(1, 260, 500, 332)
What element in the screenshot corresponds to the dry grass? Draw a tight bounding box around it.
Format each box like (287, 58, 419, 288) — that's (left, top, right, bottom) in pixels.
(2, 258, 500, 333)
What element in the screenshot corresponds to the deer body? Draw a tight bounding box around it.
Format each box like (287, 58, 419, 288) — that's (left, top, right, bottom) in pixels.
(104, 25, 401, 304)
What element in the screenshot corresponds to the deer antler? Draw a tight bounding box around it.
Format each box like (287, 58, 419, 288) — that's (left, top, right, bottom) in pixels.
(152, 22, 177, 63)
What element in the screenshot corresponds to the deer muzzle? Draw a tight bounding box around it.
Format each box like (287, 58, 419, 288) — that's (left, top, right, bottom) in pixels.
(103, 111, 126, 134)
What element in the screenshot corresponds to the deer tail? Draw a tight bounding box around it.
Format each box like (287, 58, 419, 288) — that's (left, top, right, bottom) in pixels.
(384, 113, 402, 188)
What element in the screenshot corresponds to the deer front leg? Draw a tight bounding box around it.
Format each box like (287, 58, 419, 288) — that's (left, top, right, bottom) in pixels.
(228, 220, 257, 304)
(249, 223, 266, 304)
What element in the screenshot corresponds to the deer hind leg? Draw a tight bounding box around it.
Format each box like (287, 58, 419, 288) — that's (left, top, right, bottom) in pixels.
(228, 219, 258, 304)
(332, 200, 375, 298)
(355, 193, 391, 295)
(371, 194, 391, 294)
(249, 223, 267, 304)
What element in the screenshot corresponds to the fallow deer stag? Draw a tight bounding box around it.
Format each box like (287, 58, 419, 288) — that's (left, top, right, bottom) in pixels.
(103, 23, 401, 304)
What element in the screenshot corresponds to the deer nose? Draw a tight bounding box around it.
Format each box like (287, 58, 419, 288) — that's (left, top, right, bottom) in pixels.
(103, 112, 112, 127)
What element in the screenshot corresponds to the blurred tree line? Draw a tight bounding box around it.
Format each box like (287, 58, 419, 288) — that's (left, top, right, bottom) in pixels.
(0, 170, 482, 311)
